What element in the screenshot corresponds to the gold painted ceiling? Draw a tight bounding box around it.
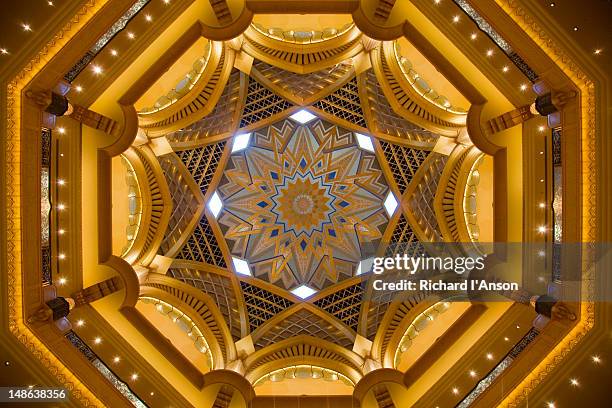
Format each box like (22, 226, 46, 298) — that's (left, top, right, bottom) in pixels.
(3, 0, 607, 407)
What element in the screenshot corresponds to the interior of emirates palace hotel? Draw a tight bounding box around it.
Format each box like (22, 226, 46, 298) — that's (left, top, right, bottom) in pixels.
(1, 0, 611, 407)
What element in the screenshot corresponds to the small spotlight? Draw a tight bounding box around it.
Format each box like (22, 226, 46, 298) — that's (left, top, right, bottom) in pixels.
(58, 277, 67, 285)
(570, 378, 579, 386)
(504, 336, 509, 341)
(539, 202, 546, 208)
(127, 32, 135, 39)
(58, 253, 66, 260)
(131, 373, 138, 381)
(94, 337, 102, 345)
(110, 49, 118, 56)
(549, 2, 555, 6)
(163, 0, 170, 4)
(57, 179, 65, 186)
(0, 48, 8, 55)
(76, 319, 84, 327)
(594, 49, 602, 55)
(22, 24, 32, 32)
(537, 225, 547, 234)
(486, 49, 494, 57)
(145, 15, 152, 22)
(537, 250, 546, 257)
(150, 392, 155, 396)
(538, 125, 546, 132)
(502, 66, 509, 73)
(486, 353, 494, 360)
(592, 355, 601, 364)
(547, 402, 556, 408)
(48, 1, 54, 5)
(56, 203, 66, 211)
(92, 65, 102, 75)
(470, 33, 477, 40)
(520, 84, 528, 91)
(58, 229, 65, 235)
(572, 26, 578, 32)
(452, 387, 459, 394)
(75, 85, 83, 92)
(469, 370, 477, 378)
(452, 15, 460, 23)
(113, 356, 121, 363)
(57, 127, 66, 134)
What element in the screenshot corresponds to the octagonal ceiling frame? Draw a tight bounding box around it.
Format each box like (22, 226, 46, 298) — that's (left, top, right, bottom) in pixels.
(3, 0, 599, 406)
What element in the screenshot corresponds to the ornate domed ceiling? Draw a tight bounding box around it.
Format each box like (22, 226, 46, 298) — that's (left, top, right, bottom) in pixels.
(135, 27, 461, 345)
(9, 0, 605, 406)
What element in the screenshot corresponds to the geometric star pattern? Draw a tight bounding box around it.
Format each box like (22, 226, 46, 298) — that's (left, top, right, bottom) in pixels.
(218, 116, 390, 290)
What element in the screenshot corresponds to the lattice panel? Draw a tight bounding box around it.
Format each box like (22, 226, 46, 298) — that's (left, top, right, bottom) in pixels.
(167, 70, 242, 144)
(362, 70, 439, 144)
(239, 77, 293, 128)
(241, 282, 293, 333)
(409, 153, 447, 242)
(314, 283, 364, 331)
(167, 268, 241, 340)
(176, 141, 226, 193)
(178, 216, 227, 268)
(252, 59, 353, 102)
(365, 289, 395, 340)
(312, 76, 366, 127)
(158, 154, 200, 254)
(384, 214, 425, 259)
(255, 309, 353, 349)
(380, 141, 430, 194)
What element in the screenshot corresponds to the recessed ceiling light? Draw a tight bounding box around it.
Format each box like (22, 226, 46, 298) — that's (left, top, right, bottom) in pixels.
(92, 65, 103, 75)
(520, 84, 528, 91)
(131, 373, 138, 381)
(110, 49, 118, 56)
(486, 49, 494, 57)
(145, 14, 152, 22)
(127, 32, 135, 39)
(502, 66, 509, 73)
(452, 15, 460, 23)
(452, 387, 459, 394)
(549, 2, 555, 7)
(58, 229, 65, 235)
(469, 370, 477, 378)
(58, 277, 67, 285)
(290, 109, 317, 124)
(384, 192, 398, 216)
(547, 402, 556, 408)
(94, 337, 102, 344)
(355, 133, 375, 152)
(470, 33, 477, 40)
(75, 85, 83, 92)
(207, 191, 223, 218)
(504, 336, 509, 341)
(592, 355, 601, 364)
(537, 250, 546, 257)
(537, 225, 547, 234)
(22, 24, 32, 32)
(569, 377, 579, 386)
(486, 353, 494, 360)
(150, 392, 155, 396)
(163, 0, 170, 4)
(356, 258, 374, 275)
(57, 179, 65, 186)
(434, 0, 441, 5)
(113, 356, 121, 363)
(56, 203, 66, 211)
(232, 257, 252, 276)
(231, 133, 251, 153)
(0, 48, 8, 55)
(291, 285, 317, 299)
(48, 1, 54, 5)
(58, 253, 66, 260)
(76, 319, 84, 327)
(594, 48, 602, 55)
(572, 26, 578, 31)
